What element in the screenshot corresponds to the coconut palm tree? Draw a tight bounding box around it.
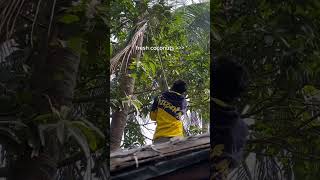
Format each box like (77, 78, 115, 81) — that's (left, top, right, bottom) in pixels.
(110, 0, 210, 150)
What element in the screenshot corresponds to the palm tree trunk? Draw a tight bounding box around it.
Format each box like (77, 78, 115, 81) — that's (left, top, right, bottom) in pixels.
(110, 74, 135, 151)
(109, 9, 147, 152)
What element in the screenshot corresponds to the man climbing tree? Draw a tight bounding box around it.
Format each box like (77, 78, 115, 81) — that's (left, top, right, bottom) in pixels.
(210, 56, 249, 179)
(150, 80, 188, 144)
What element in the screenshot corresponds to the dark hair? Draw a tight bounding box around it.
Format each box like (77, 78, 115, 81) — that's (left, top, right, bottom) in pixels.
(212, 56, 249, 102)
(171, 80, 187, 94)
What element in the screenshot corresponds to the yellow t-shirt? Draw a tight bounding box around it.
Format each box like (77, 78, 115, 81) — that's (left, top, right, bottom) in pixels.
(151, 109, 183, 139)
(150, 91, 186, 140)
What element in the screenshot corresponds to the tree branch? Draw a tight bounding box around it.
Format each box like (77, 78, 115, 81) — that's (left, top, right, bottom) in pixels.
(133, 88, 159, 95)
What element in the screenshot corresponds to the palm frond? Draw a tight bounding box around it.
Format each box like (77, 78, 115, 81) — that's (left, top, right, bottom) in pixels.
(174, 2, 210, 48)
(0, 0, 26, 42)
(110, 21, 148, 74)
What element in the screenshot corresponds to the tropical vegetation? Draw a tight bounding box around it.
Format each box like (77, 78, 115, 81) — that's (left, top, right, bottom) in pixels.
(110, 0, 210, 151)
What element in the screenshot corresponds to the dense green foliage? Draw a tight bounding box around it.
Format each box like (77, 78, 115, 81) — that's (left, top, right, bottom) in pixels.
(212, 0, 320, 179)
(0, 0, 108, 179)
(110, 0, 210, 148)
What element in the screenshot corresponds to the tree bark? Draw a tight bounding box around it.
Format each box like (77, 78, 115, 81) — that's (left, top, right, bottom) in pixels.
(110, 74, 135, 152)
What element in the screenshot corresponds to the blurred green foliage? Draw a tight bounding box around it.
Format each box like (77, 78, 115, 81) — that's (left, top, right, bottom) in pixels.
(212, 0, 320, 179)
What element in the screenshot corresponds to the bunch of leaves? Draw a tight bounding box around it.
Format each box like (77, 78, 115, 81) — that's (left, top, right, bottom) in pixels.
(122, 115, 146, 149)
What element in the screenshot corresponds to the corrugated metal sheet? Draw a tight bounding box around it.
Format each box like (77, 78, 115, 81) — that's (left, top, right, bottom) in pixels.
(111, 149, 209, 180)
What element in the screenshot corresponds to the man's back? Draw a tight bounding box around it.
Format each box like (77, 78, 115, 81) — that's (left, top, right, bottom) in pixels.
(151, 90, 187, 140)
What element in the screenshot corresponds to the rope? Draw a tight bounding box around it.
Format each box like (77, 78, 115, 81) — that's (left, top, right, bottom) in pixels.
(133, 153, 139, 168)
(149, 25, 169, 90)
